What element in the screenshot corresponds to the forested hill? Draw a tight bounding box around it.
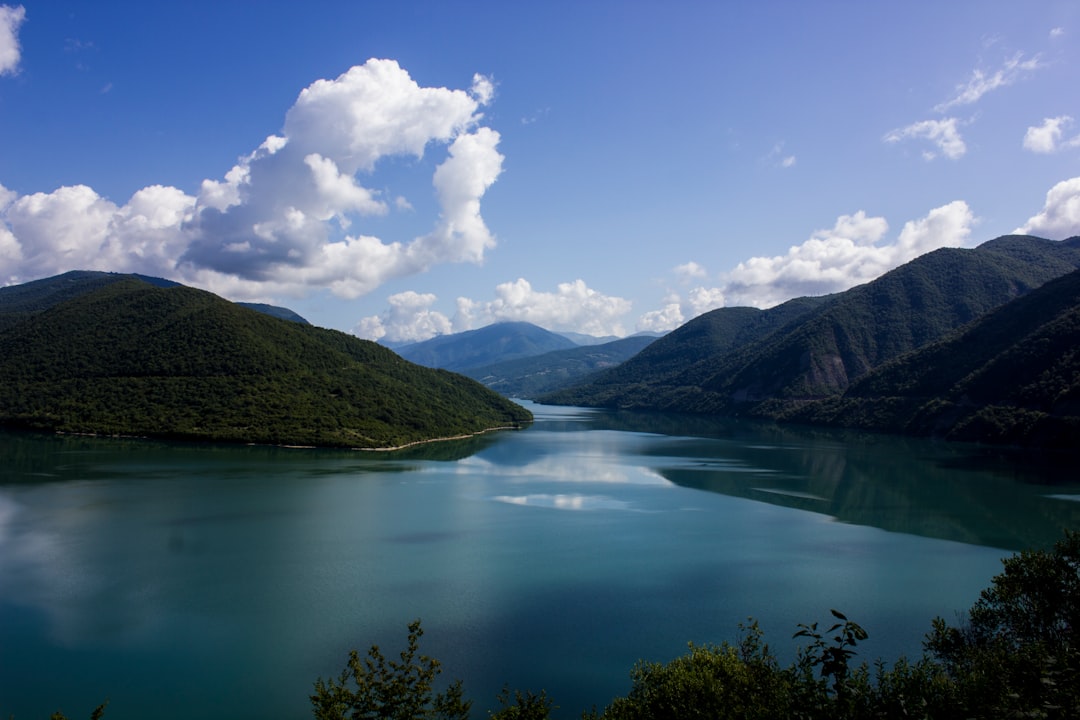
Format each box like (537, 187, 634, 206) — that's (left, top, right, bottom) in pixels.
(540, 235, 1080, 440)
(0, 270, 309, 331)
(787, 267, 1080, 448)
(0, 279, 531, 448)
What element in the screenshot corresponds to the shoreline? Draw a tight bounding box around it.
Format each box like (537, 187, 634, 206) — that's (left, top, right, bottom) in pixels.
(37, 422, 530, 452)
(354, 424, 527, 452)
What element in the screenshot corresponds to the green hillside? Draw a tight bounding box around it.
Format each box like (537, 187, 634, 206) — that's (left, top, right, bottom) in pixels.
(539, 294, 831, 408)
(540, 235, 1080, 445)
(0, 279, 531, 448)
(0, 270, 308, 331)
(788, 268, 1080, 447)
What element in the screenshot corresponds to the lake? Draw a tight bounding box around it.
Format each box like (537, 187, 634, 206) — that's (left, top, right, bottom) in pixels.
(2, 402, 1078, 719)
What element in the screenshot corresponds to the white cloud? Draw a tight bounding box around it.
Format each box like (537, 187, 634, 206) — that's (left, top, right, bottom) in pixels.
(352, 290, 452, 343)
(934, 52, 1043, 112)
(673, 261, 707, 283)
(636, 299, 686, 334)
(765, 141, 796, 169)
(724, 202, 973, 307)
(1016, 177, 1080, 238)
(637, 202, 975, 328)
(0, 4, 25, 76)
(354, 278, 632, 342)
(1, 58, 503, 302)
(1050, 27, 1065, 39)
(454, 278, 631, 337)
(1023, 116, 1080, 154)
(884, 118, 966, 160)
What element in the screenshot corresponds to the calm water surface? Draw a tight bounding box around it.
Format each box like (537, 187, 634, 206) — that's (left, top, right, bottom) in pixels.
(1, 403, 1078, 719)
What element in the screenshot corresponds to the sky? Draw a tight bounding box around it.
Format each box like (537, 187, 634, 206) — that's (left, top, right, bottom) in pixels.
(1, 1, 1079, 343)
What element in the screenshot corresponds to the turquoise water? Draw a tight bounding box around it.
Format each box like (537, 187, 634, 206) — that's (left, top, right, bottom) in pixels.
(1, 403, 1078, 719)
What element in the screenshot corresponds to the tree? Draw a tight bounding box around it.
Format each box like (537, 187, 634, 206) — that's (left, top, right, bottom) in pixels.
(310, 620, 471, 720)
(926, 530, 1080, 718)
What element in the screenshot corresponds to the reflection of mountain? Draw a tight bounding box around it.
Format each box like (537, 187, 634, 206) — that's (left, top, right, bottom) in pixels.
(507, 402, 1080, 552)
(649, 429, 1080, 552)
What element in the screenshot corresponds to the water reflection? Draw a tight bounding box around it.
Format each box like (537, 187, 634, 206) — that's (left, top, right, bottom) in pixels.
(491, 493, 634, 511)
(523, 404, 1080, 551)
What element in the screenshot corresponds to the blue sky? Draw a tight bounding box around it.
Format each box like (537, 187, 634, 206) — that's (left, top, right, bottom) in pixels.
(2, 1, 1079, 342)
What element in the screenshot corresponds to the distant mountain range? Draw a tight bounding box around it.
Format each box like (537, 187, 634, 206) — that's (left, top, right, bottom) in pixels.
(0, 274, 531, 447)
(540, 234, 1080, 448)
(395, 321, 579, 371)
(391, 321, 661, 398)
(459, 334, 658, 398)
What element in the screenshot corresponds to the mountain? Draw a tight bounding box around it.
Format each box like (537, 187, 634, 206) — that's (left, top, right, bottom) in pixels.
(557, 331, 623, 345)
(460, 334, 658, 398)
(786, 267, 1080, 448)
(541, 235, 1080, 426)
(0, 279, 531, 448)
(540, 294, 828, 408)
(0, 270, 308, 331)
(395, 321, 578, 371)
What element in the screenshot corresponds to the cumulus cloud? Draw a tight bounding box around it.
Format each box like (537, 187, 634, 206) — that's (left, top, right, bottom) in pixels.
(884, 118, 966, 160)
(454, 278, 631, 337)
(0, 4, 24, 76)
(0, 58, 503, 300)
(352, 290, 452, 343)
(637, 202, 975, 331)
(354, 278, 632, 343)
(934, 52, 1043, 112)
(1023, 116, 1080, 154)
(1016, 177, 1080, 238)
(724, 202, 973, 307)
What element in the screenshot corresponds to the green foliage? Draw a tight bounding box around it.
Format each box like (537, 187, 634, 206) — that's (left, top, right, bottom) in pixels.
(925, 530, 1080, 719)
(793, 610, 868, 701)
(45, 701, 108, 720)
(598, 621, 793, 720)
(310, 620, 471, 720)
(488, 687, 555, 720)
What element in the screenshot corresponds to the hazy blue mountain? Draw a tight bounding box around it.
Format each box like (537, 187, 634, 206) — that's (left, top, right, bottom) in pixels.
(460, 334, 659, 398)
(0, 278, 530, 448)
(395, 321, 578, 371)
(557, 331, 622, 345)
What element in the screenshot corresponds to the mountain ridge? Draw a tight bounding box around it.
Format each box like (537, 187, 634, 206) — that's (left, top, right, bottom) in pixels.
(539, 234, 1080, 447)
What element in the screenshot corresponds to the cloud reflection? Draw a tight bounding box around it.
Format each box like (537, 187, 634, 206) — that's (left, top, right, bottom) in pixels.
(492, 493, 632, 511)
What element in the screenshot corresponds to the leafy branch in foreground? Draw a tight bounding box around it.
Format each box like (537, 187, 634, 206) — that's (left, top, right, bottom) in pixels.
(310, 619, 470, 720)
